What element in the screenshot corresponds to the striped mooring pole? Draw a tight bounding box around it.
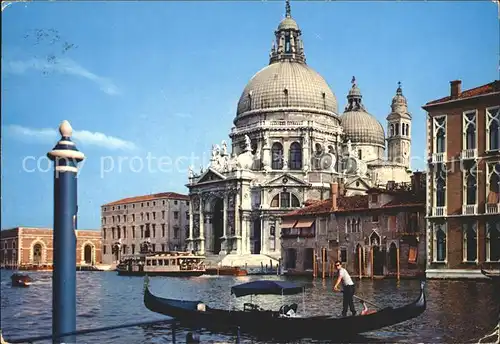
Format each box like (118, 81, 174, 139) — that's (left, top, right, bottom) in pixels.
(47, 120, 85, 344)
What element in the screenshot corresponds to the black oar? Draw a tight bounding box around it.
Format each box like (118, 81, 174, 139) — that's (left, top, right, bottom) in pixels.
(352, 295, 383, 309)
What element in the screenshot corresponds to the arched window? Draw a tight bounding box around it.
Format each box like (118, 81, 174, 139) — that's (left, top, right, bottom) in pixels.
(487, 107, 499, 151)
(465, 169, 477, 205)
(289, 142, 302, 170)
(271, 143, 284, 170)
(435, 117, 446, 153)
(464, 112, 476, 150)
(463, 222, 477, 262)
(487, 162, 500, 204)
(33, 243, 43, 265)
(406, 123, 410, 136)
(434, 224, 446, 262)
(402, 124, 405, 136)
(435, 164, 446, 207)
(346, 219, 351, 234)
(390, 124, 394, 137)
(486, 222, 500, 261)
(270, 192, 300, 208)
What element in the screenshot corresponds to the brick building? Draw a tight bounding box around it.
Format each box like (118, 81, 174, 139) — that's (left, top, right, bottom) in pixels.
(280, 172, 426, 278)
(423, 80, 500, 279)
(101, 192, 190, 264)
(0, 227, 102, 269)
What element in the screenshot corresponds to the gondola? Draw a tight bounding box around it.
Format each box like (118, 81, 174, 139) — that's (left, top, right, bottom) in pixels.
(10, 272, 33, 287)
(143, 278, 426, 339)
(481, 268, 500, 282)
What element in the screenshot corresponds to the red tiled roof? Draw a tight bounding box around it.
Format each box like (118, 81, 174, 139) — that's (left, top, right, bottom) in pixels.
(424, 80, 499, 106)
(304, 199, 322, 207)
(104, 192, 189, 206)
(285, 199, 331, 217)
(381, 192, 425, 208)
(284, 191, 425, 218)
(284, 195, 369, 217)
(337, 195, 369, 212)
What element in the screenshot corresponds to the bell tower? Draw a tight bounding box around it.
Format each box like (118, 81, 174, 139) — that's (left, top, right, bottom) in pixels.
(386, 82, 412, 168)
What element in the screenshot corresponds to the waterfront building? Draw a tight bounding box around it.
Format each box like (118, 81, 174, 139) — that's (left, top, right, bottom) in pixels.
(100, 192, 190, 264)
(0, 227, 102, 268)
(423, 79, 500, 279)
(186, 0, 415, 264)
(279, 172, 426, 277)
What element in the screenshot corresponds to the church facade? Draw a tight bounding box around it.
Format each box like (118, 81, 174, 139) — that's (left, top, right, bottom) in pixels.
(185, 0, 413, 259)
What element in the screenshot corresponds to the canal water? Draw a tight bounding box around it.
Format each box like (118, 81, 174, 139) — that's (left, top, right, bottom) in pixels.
(1, 270, 498, 343)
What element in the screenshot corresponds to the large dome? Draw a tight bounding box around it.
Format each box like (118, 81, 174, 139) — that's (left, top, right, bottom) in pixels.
(236, 61, 338, 117)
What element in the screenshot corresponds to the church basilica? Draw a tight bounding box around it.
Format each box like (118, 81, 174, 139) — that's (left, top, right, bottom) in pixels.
(186, 0, 413, 258)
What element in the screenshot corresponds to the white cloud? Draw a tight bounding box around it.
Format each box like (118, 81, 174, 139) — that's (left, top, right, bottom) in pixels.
(2, 57, 120, 95)
(5, 124, 136, 151)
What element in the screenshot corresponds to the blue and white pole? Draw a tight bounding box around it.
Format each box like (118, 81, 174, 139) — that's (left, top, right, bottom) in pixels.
(47, 120, 85, 344)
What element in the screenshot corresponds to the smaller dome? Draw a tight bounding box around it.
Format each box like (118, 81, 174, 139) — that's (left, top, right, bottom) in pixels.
(341, 78, 385, 147)
(278, 17, 299, 31)
(341, 111, 386, 147)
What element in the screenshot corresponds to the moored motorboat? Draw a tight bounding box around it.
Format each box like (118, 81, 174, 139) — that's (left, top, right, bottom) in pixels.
(117, 251, 205, 277)
(143, 278, 426, 339)
(481, 268, 500, 282)
(11, 272, 33, 287)
(204, 266, 248, 276)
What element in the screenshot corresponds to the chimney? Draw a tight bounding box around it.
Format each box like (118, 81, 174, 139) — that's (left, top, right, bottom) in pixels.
(330, 182, 338, 211)
(450, 80, 462, 99)
(412, 171, 424, 193)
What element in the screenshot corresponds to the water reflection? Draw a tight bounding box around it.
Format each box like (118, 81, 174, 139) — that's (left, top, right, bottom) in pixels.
(1, 270, 498, 343)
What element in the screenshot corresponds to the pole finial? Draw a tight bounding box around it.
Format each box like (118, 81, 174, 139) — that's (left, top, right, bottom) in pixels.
(396, 81, 403, 95)
(285, 0, 291, 18)
(351, 76, 356, 86)
(59, 120, 73, 138)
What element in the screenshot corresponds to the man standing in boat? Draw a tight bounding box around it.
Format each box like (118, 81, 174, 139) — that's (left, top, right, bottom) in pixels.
(333, 261, 357, 317)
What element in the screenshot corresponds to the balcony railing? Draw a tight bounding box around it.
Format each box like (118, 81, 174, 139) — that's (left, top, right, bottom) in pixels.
(431, 152, 445, 163)
(486, 203, 500, 214)
(433, 206, 446, 216)
(462, 204, 477, 215)
(460, 149, 477, 160)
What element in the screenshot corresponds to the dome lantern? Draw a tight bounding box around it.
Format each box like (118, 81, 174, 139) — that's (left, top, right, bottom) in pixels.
(269, 0, 306, 65)
(345, 76, 364, 112)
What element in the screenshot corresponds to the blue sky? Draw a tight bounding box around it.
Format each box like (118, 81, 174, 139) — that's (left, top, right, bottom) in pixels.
(1, 1, 498, 230)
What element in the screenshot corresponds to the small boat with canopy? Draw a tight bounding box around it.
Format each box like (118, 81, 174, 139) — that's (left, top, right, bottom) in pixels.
(143, 277, 427, 339)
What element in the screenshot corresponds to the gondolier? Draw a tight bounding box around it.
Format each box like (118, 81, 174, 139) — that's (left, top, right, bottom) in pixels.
(333, 261, 357, 317)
